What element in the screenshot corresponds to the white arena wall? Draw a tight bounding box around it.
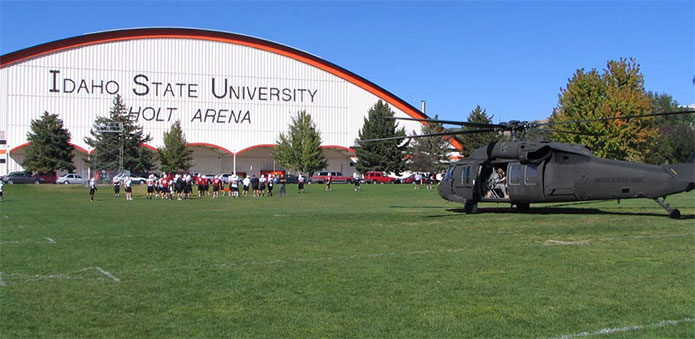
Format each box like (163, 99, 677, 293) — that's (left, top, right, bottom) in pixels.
(0, 28, 456, 177)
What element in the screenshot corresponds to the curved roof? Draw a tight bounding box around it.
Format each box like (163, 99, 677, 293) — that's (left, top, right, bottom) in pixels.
(0, 27, 462, 150)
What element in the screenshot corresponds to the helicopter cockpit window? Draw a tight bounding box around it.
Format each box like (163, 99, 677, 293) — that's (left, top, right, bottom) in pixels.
(525, 164, 538, 185)
(461, 165, 472, 185)
(444, 166, 454, 181)
(508, 164, 522, 185)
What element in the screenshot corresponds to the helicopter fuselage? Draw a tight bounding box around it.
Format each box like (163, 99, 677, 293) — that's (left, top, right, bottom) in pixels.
(438, 141, 695, 212)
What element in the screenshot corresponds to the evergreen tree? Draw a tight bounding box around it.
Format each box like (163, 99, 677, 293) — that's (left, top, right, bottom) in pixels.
(84, 95, 154, 172)
(407, 115, 449, 173)
(158, 120, 194, 172)
(23, 111, 75, 174)
(550, 58, 657, 161)
(273, 111, 327, 175)
(355, 100, 406, 174)
(644, 92, 694, 164)
(456, 106, 500, 157)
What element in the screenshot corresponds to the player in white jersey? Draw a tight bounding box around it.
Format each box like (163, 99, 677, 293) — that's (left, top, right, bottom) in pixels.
(242, 176, 250, 197)
(145, 174, 155, 200)
(259, 174, 267, 196)
(0, 180, 5, 202)
(124, 176, 133, 200)
(230, 174, 239, 198)
(112, 176, 121, 197)
(89, 177, 97, 202)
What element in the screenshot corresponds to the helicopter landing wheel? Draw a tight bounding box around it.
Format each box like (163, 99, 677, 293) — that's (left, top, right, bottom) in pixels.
(654, 197, 681, 219)
(669, 209, 681, 219)
(463, 201, 478, 214)
(516, 203, 530, 211)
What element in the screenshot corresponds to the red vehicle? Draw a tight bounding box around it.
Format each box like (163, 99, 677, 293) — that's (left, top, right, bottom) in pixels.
(363, 171, 398, 184)
(310, 171, 353, 184)
(400, 174, 416, 184)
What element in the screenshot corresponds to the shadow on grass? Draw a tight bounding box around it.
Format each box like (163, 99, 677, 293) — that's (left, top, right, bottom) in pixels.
(425, 205, 694, 219)
(389, 205, 446, 209)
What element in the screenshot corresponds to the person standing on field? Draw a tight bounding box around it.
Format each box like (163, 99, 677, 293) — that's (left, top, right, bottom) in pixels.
(353, 172, 361, 192)
(89, 177, 97, 202)
(112, 175, 121, 197)
(297, 174, 305, 193)
(251, 175, 259, 197)
(230, 174, 240, 198)
(146, 174, 155, 200)
(242, 175, 251, 197)
(325, 172, 332, 192)
(414, 172, 422, 190)
(0, 180, 4, 202)
(279, 174, 287, 196)
(125, 176, 133, 200)
(259, 174, 267, 196)
(267, 174, 275, 197)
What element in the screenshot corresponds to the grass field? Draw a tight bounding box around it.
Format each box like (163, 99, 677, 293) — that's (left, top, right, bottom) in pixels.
(1, 183, 694, 338)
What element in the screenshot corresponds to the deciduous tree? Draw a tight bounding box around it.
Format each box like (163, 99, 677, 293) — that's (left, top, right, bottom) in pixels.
(550, 58, 657, 161)
(644, 92, 694, 164)
(23, 111, 75, 174)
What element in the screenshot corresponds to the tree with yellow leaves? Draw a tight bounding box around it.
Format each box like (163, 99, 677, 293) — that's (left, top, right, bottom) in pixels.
(550, 58, 657, 161)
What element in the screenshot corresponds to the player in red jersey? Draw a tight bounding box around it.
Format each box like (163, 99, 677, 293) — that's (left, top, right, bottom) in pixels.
(160, 175, 171, 200)
(197, 175, 206, 198)
(212, 176, 222, 198)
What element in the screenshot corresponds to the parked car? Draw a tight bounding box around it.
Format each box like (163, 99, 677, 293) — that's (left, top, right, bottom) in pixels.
(113, 172, 147, 184)
(35, 172, 57, 184)
(1, 171, 44, 184)
(310, 171, 353, 184)
(56, 173, 88, 185)
(284, 174, 312, 184)
(219, 172, 247, 183)
(363, 171, 398, 184)
(400, 174, 417, 184)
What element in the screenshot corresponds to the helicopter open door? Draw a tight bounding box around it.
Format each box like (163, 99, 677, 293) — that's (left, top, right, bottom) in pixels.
(452, 162, 478, 201)
(506, 162, 545, 203)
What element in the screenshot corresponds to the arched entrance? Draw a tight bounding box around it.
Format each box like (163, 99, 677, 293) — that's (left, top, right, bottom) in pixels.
(9, 143, 91, 178)
(236, 145, 276, 177)
(321, 146, 356, 176)
(186, 143, 234, 175)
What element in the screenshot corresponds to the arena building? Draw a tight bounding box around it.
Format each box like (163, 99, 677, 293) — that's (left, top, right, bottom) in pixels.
(0, 28, 460, 177)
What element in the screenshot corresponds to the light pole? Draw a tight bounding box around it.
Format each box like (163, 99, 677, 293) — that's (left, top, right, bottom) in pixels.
(95, 121, 125, 173)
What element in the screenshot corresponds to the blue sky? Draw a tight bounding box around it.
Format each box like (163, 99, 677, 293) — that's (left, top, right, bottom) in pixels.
(1, 1, 693, 123)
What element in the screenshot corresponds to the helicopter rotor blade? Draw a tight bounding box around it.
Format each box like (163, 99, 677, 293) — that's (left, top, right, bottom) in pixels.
(529, 128, 601, 137)
(381, 116, 505, 129)
(536, 110, 695, 127)
(358, 128, 498, 143)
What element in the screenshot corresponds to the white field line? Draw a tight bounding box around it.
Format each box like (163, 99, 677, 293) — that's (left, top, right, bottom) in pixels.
(2, 232, 690, 247)
(551, 318, 695, 338)
(0, 272, 6, 287)
(544, 233, 693, 246)
(116, 247, 477, 274)
(4, 267, 119, 285)
(95, 266, 120, 282)
(545, 240, 589, 246)
(0, 227, 269, 246)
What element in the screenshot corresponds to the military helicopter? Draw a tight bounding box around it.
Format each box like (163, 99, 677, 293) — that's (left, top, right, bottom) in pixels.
(360, 111, 695, 218)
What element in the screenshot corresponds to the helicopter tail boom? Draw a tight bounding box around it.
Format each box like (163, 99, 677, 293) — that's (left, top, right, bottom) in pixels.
(664, 162, 695, 193)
